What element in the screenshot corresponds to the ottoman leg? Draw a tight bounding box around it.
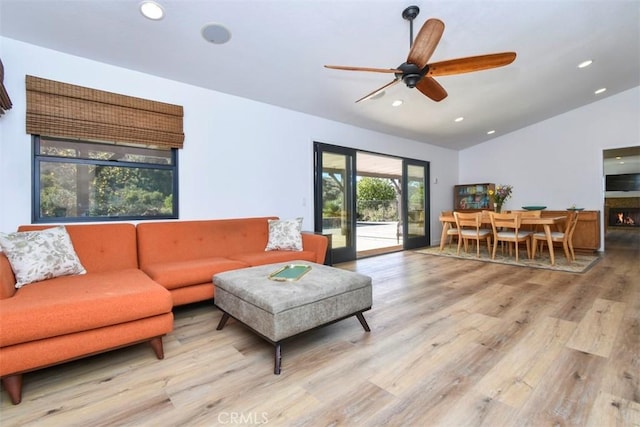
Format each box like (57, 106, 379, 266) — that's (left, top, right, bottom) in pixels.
(216, 312, 230, 330)
(356, 312, 371, 332)
(274, 343, 282, 375)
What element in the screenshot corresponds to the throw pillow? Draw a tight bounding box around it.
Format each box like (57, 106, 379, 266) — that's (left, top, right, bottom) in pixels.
(0, 226, 86, 288)
(265, 218, 303, 251)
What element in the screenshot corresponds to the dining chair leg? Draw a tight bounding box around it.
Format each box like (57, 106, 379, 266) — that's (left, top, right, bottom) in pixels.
(562, 241, 572, 264)
(568, 241, 576, 261)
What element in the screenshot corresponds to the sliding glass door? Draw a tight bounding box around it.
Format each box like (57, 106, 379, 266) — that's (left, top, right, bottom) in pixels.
(314, 142, 430, 262)
(402, 160, 430, 250)
(314, 143, 357, 264)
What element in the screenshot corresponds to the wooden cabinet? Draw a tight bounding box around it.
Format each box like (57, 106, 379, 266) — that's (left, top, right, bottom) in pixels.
(454, 183, 495, 211)
(541, 210, 600, 252)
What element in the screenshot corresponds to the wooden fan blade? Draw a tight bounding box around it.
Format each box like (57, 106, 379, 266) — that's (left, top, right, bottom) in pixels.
(416, 76, 448, 102)
(324, 65, 401, 73)
(355, 79, 400, 103)
(407, 18, 445, 69)
(427, 52, 516, 76)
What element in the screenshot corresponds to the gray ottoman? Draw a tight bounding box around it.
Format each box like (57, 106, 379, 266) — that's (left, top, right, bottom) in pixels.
(213, 261, 372, 374)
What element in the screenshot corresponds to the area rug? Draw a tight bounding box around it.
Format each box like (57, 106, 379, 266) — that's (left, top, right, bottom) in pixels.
(415, 245, 601, 273)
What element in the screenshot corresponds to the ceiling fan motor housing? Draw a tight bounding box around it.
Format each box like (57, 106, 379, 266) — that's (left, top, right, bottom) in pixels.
(396, 62, 425, 88)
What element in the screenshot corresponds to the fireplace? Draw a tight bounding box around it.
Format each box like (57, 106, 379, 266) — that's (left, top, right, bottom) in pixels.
(608, 208, 640, 227)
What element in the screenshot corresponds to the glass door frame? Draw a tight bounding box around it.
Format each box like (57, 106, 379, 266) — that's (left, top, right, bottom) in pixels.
(314, 142, 357, 264)
(402, 159, 430, 250)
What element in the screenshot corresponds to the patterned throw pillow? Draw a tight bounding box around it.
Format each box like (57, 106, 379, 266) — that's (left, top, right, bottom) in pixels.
(265, 218, 303, 251)
(0, 226, 86, 288)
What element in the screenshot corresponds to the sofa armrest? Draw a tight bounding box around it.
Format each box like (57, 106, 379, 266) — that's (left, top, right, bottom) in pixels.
(0, 252, 17, 299)
(301, 232, 329, 265)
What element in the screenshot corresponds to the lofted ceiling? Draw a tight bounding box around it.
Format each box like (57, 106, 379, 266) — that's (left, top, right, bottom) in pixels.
(0, 0, 638, 150)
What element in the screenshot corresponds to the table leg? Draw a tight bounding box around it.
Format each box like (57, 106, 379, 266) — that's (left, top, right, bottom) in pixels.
(439, 221, 450, 251)
(543, 224, 555, 265)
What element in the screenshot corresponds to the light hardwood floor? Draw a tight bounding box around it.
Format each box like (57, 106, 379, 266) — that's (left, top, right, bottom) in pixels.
(1, 230, 639, 426)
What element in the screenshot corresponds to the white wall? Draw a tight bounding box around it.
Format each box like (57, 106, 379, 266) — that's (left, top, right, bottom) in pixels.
(0, 37, 458, 243)
(459, 86, 640, 250)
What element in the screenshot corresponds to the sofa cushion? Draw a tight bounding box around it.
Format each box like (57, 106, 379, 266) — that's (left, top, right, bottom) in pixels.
(0, 269, 172, 347)
(265, 218, 303, 251)
(18, 223, 139, 273)
(229, 250, 317, 266)
(142, 257, 249, 290)
(137, 217, 278, 266)
(0, 226, 86, 288)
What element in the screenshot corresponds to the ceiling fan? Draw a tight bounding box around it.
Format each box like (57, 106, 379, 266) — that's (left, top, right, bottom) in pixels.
(324, 5, 516, 103)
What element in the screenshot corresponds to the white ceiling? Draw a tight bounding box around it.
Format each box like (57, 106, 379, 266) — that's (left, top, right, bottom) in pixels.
(1, 0, 638, 150)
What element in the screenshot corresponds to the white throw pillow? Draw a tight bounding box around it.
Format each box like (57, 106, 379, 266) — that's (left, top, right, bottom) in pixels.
(265, 218, 303, 251)
(0, 226, 86, 288)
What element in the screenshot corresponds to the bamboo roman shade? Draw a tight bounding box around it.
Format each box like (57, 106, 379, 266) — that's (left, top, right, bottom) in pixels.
(26, 75, 184, 149)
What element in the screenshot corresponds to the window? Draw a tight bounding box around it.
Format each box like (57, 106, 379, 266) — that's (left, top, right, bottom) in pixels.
(33, 136, 178, 222)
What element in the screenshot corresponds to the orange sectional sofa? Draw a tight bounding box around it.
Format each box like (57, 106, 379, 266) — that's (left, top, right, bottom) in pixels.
(137, 217, 328, 306)
(0, 217, 328, 404)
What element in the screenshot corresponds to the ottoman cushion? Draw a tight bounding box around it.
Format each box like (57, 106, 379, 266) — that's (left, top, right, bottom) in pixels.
(213, 261, 372, 342)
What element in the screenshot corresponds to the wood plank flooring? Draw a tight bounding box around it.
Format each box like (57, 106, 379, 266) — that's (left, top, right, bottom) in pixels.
(1, 229, 638, 426)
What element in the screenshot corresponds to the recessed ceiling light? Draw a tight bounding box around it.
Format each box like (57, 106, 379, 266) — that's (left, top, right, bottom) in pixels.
(202, 23, 232, 44)
(595, 88, 606, 94)
(578, 60, 593, 68)
(454, 117, 464, 122)
(487, 130, 496, 135)
(619, 161, 625, 164)
(140, 1, 164, 20)
(391, 99, 403, 107)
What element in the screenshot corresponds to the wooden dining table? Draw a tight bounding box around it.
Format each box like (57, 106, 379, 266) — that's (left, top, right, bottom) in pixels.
(438, 213, 568, 265)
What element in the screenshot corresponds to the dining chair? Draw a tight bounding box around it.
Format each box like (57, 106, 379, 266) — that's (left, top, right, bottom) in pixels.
(531, 211, 580, 263)
(515, 209, 542, 234)
(489, 212, 533, 262)
(441, 210, 458, 250)
(453, 211, 492, 257)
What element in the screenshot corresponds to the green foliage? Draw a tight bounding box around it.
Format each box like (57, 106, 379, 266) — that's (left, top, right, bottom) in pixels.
(323, 200, 342, 216)
(40, 167, 77, 217)
(408, 182, 425, 209)
(322, 174, 343, 202)
(356, 178, 398, 222)
(357, 177, 396, 201)
(90, 166, 172, 216)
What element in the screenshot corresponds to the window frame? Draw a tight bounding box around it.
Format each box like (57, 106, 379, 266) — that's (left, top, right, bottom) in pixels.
(32, 135, 179, 223)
